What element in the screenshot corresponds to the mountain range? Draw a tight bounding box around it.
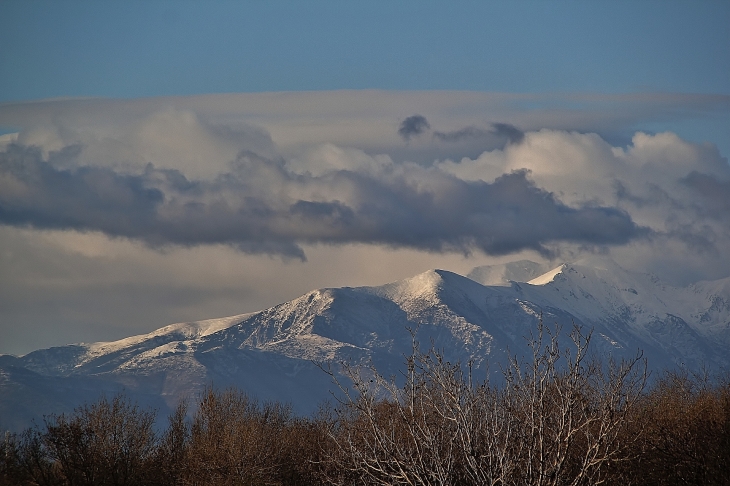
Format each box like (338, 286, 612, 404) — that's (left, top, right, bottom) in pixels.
(2, 257, 729, 432)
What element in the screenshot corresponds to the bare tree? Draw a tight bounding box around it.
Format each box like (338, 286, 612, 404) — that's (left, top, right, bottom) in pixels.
(323, 319, 647, 486)
(320, 337, 462, 485)
(503, 321, 647, 486)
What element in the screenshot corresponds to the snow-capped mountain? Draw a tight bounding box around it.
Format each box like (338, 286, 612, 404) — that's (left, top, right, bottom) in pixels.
(2, 257, 729, 431)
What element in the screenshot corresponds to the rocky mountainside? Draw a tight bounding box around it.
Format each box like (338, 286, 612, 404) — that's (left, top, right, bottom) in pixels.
(2, 257, 729, 431)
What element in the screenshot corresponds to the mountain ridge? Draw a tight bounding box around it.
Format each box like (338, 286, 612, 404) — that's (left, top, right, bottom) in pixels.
(2, 258, 729, 431)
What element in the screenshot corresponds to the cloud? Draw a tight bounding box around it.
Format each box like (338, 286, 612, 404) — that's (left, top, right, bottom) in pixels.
(398, 115, 430, 140)
(433, 122, 524, 146)
(492, 123, 525, 144)
(433, 126, 489, 142)
(0, 144, 164, 235)
(3, 92, 727, 170)
(1, 106, 278, 180)
(681, 172, 730, 221)
(439, 128, 730, 283)
(397, 117, 526, 163)
(0, 142, 648, 260)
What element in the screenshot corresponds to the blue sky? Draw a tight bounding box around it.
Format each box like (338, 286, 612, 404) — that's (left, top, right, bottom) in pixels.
(1, 1, 729, 355)
(2, 1, 729, 100)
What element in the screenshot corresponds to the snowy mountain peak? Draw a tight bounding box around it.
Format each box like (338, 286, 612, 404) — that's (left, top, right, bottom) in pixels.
(373, 269, 457, 303)
(386, 268, 445, 293)
(374, 269, 501, 312)
(525, 257, 659, 295)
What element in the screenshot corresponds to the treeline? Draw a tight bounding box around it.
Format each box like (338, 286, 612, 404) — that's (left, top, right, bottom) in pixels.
(2, 324, 729, 485)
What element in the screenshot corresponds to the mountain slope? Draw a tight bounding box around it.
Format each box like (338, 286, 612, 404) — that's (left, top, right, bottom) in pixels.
(516, 257, 730, 367)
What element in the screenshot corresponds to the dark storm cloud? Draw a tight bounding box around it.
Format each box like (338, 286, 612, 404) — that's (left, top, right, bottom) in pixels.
(433, 122, 524, 145)
(433, 126, 489, 142)
(492, 123, 525, 144)
(0, 143, 648, 260)
(0, 144, 163, 237)
(398, 115, 430, 140)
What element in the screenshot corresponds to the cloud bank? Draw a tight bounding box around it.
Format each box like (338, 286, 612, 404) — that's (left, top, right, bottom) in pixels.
(0, 142, 646, 260)
(1, 94, 727, 269)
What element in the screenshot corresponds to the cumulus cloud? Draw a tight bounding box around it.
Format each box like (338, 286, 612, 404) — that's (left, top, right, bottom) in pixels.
(439, 128, 730, 282)
(398, 115, 430, 140)
(0, 141, 648, 260)
(681, 172, 730, 221)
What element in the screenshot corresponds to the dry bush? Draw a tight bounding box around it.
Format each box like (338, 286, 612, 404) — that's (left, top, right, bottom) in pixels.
(624, 370, 730, 485)
(151, 400, 189, 486)
(42, 394, 157, 486)
(0, 429, 38, 486)
(275, 412, 335, 485)
(184, 387, 329, 485)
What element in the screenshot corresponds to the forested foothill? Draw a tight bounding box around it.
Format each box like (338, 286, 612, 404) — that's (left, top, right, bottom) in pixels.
(2, 323, 729, 485)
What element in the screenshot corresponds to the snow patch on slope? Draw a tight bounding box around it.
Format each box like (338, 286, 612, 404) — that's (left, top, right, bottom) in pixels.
(58, 314, 252, 371)
(528, 264, 566, 285)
